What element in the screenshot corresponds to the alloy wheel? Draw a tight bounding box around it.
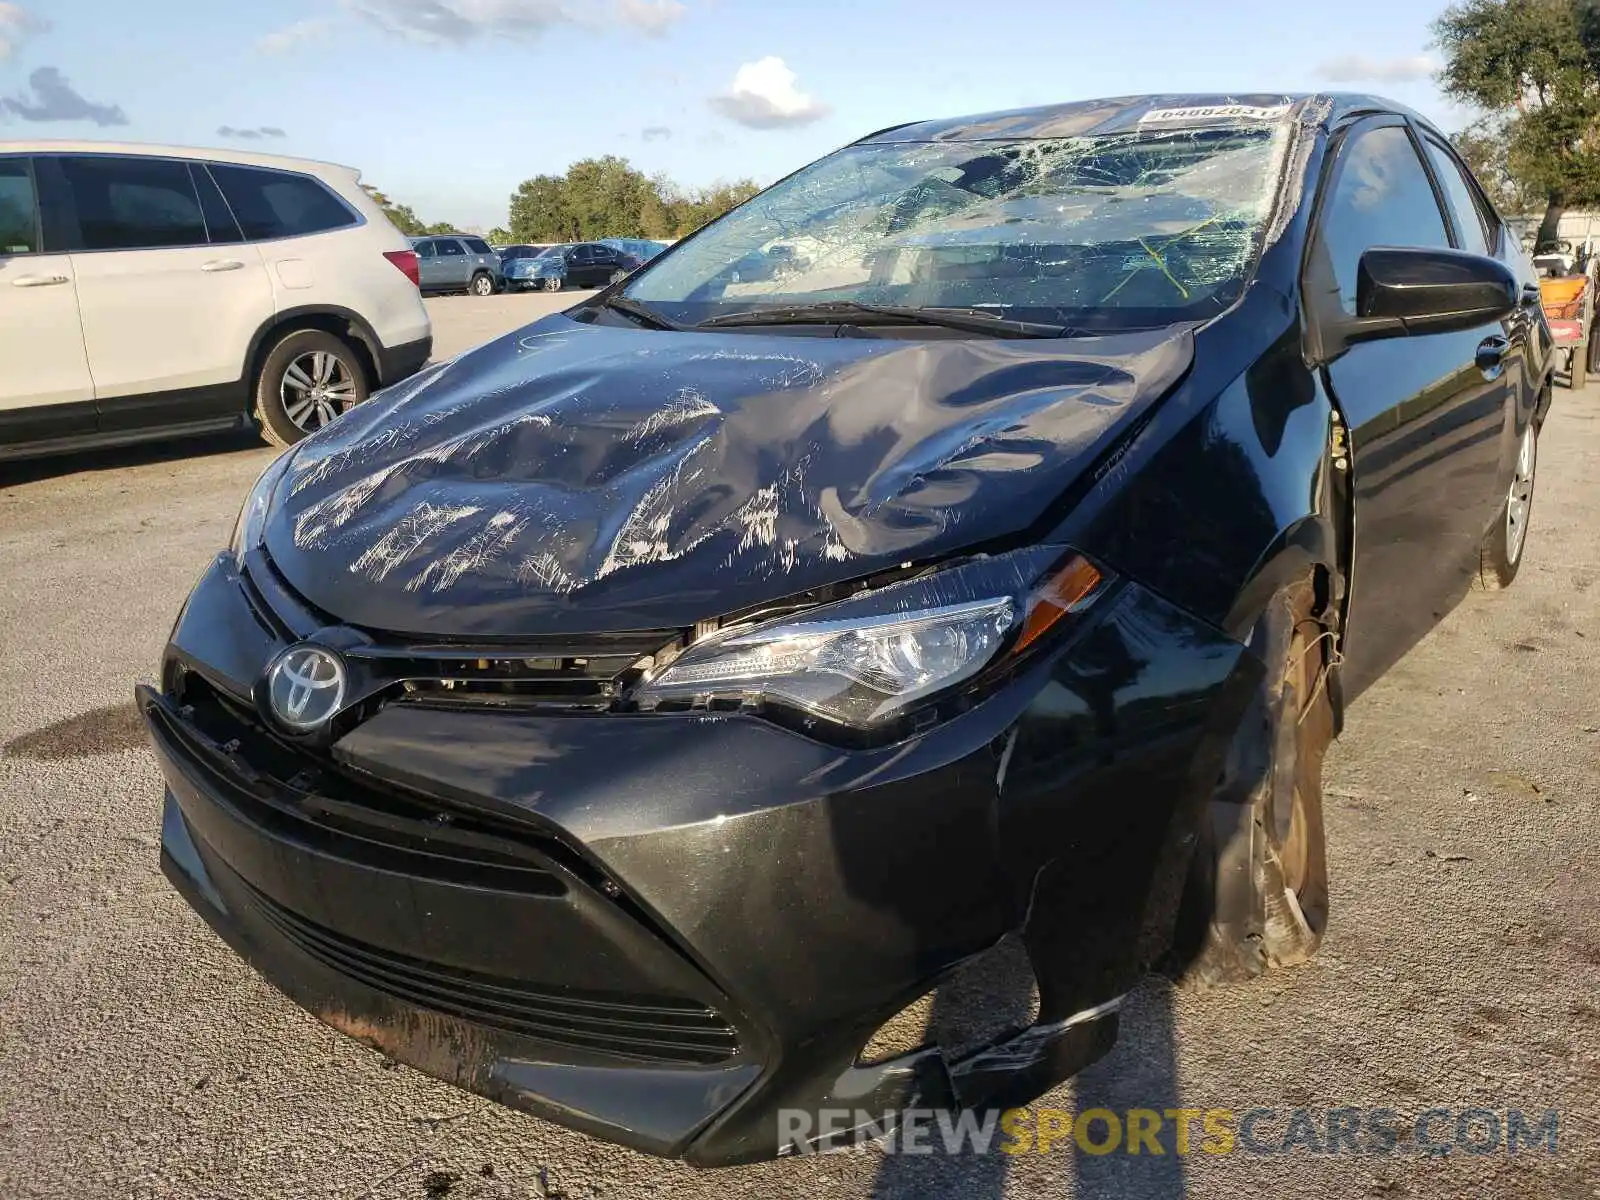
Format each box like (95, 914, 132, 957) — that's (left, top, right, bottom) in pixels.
(473, 274, 494, 296)
(1505, 424, 1537, 565)
(280, 350, 357, 433)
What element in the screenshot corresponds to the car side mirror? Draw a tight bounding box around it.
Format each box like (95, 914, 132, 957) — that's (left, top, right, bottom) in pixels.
(1353, 246, 1517, 338)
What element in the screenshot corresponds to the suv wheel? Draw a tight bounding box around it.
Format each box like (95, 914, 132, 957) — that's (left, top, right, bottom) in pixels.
(543, 277, 563, 292)
(609, 269, 627, 284)
(470, 271, 495, 297)
(254, 329, 370, 449)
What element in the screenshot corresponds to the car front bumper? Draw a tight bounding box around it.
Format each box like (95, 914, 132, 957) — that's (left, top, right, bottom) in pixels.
(142, 552, 1258, 1165)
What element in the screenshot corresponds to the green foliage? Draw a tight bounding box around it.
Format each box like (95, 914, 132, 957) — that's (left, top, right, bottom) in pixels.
(487, 226, 511, 244)
(1435, 0, 1600, 238)
(361, 184, 435, 237)
(509, 157, 760, 244)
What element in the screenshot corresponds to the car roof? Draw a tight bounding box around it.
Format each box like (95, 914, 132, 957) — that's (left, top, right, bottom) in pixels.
(0, 138, 362, 181)
(855, 93, 1430, 144)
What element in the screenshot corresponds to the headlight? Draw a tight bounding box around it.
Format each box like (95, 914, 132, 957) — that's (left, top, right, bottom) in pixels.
(229, 452, 292, 558)
(632, 550, 1108, 728)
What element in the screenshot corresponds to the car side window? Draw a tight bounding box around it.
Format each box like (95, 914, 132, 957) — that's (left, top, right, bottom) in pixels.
(1320, 125, 1451, 314)
(0, 157, 39, 254)
(413, 240, 435, 258)
(209, 165, 357, 241)
(189, 164, 244, 245)
(572, 245, 594, 263)
(438, 239, 466, 257)
(58, 155, 208, 251)
(1422, 137, 1490, 257)
(463, 237, 492, 255)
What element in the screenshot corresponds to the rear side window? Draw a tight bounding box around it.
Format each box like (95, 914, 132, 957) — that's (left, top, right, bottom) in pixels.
(463, 237, 492, 254)
(1422, 137, 1491, 256)
(1319, 125, 1451, 314)
(209, 164, 357, 241)
(437, 238, 465, 257)
(59, 156, 207, 251)
(0, 157, 38, 253)
(190, 164, 244, 245)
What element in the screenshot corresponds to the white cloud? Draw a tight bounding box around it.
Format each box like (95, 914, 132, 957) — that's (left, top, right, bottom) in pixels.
(641, 125, 672, 141)
(343, 0, 682, 43)
(708, 56, 829, 129)
(0, 2, 48, 59)
(258, 18, 335, 53)
(614, 0, 683, 34)
(218, 125, 288, 140)
(1314, 53, 1438, 84)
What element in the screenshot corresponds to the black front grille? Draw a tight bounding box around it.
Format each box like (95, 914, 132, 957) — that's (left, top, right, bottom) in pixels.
(243, 881, 740, 1065)
(167, 675, 565, 896)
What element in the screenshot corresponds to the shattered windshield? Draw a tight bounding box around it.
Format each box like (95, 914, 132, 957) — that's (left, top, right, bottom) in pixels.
(625, 125, 1292, 332)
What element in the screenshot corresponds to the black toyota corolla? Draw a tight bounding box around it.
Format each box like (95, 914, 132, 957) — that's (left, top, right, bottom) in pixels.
(141, 94, 1552, 1165)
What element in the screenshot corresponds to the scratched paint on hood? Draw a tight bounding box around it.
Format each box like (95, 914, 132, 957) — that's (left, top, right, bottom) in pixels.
(263, 316, 1193, 636)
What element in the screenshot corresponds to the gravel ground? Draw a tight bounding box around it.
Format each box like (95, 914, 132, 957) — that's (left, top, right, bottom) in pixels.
(1, 294, 1596, 1199)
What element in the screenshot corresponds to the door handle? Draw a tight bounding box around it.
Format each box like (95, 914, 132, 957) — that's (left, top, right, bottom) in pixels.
(201, 259, 245, 272)
(10, 274, 69, 287)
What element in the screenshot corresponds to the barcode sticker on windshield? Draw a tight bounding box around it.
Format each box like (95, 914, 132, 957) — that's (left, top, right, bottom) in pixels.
(1140, 103, 1291, 126)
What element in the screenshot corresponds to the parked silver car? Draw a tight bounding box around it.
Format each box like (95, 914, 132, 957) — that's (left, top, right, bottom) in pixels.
(410, 235, 502, 296)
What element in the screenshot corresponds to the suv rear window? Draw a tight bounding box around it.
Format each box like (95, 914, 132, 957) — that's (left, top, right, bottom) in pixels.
(58, 156, 207, 251)
(463, 237, 492, 254)
(209, 164, 357, 241)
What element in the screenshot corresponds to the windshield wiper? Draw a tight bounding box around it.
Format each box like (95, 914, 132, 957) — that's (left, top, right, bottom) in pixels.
(695, 301, 1067, 338)
(596, 294, 685, 331)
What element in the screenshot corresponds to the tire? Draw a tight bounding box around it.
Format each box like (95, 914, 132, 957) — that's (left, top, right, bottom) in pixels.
(609, 269, 627, 284)
(543, 277, 563, 292)
(1476, 420, 1538, 590)
(1174, 578, 1334, 984)
(253, 329, 370, 449)
(470, 272, 495, 297)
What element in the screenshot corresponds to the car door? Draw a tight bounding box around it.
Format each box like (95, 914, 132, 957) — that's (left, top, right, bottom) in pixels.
(1419, 132, 1541, 503)
(1306, 118, 1516, 697)
(413, 240, 439, 292)
(436, 238, 469, 289)
(49, 154, 274, 433)
(0, 154, 96, 445)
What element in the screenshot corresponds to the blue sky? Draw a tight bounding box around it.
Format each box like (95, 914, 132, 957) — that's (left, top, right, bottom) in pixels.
(0, 0, 1469, 231)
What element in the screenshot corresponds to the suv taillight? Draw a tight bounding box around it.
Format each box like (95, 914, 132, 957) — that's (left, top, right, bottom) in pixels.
(383, 250, 420, 288)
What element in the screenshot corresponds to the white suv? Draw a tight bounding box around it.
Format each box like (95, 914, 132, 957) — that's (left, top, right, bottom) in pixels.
(0, 141, 432, 458)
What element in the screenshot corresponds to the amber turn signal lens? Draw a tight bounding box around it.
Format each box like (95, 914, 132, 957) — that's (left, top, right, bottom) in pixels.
(1012, 556, 1105, 655)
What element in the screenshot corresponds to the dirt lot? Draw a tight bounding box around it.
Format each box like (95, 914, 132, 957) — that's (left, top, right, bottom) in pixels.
(1, 293, 1596, 1199)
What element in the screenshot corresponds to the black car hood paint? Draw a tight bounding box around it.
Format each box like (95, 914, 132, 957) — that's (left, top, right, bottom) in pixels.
(264, 315, 1193, 636)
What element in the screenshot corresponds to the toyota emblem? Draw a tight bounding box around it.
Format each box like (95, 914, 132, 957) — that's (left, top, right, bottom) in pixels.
(265, 644, 348, 730)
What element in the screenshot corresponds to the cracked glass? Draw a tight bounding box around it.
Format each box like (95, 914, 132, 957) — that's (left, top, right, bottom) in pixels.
(627, 122, 1293, 333)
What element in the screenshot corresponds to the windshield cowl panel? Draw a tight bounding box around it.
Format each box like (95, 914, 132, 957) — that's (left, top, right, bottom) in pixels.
(627, 115, 1296, 335)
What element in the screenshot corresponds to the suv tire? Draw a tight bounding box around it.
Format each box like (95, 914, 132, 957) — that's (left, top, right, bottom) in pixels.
(470, 271, 495, 297)
(254, 328, 370, 449)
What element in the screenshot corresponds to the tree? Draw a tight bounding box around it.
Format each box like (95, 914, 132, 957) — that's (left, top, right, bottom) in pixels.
(1453, 118, 1545, 212)
(360, 184, 430, 236)
(1435, 0, 1600, 248)
(507, 158, 761, 243)
(509, 173, 577, 242)
(487, 226, 511, 244)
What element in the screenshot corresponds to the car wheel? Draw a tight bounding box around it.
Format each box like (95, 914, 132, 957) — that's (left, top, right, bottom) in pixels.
(543, 277, 563, 292)
(254, 329, 370, 449)
(470, 272, 495, 297)
(1174, 577, 1333, 984)
(1476, 420, 1537, 590)
(609, 269, 627, 284)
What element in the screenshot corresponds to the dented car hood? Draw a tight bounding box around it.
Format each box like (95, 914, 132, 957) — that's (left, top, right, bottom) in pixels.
(264, 315, 1193, 636)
